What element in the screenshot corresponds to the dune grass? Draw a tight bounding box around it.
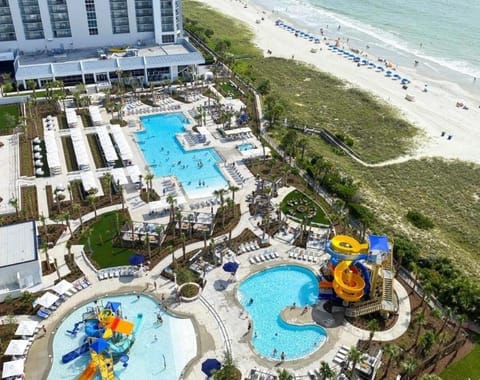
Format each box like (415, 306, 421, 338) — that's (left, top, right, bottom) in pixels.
(0, 104, 19, 135)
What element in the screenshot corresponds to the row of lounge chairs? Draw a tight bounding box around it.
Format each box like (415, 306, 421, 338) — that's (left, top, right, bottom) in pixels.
(36, 278, 91, 319)
(97, 266, 140, 280)
(249, 369, 277, 380)
(333, 345, 351, 365)
(184, 131, 206, 146)
(288, 247, 320, 263)
(238, 240, 260, 254)
(190, 198, 219, 209)
(123, 104, 181, 116)
(225, 163, 245, 185)
(249, 249, 279, 264)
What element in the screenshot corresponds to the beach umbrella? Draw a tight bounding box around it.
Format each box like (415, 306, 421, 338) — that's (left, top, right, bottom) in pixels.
(35, 160, 43, 167)
(4, 340, 29, 356)
(33, 137, 41, 144)
(52, 279, 73, 295)
(35, 168, 44, 176)
(15, 320, 39, 337)
(2, 359, 24, 378)
(56, 183, 65, 191)
(34, 152, 42, 159)
(129, 253, 145, 266)
(34, 292, 59, 309)
(222, 262, 239, 273)
(201, 358, 221, 376)
(91, 339, 109, 354)
(33, 145, 41, 152)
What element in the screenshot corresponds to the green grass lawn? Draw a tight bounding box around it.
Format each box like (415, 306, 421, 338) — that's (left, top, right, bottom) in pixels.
(441, 340, 480, 380)
(280, 190, 330, 225)
(0, 104, 19, 135)
(217, 81, 241, 98)
(80, 211, 134, 268)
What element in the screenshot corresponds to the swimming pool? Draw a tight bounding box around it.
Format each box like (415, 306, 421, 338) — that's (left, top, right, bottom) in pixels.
(137, 113, 228, 199)
(238, 265, 327, 360)
(47, 294, 196, 380)
(237, 143, 255, 151)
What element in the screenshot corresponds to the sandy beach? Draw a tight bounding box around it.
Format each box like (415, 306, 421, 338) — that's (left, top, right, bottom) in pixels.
(195, 0, 480, 164)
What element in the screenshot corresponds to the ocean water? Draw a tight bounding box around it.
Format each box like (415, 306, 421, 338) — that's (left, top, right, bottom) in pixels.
(254, 0, 480, 95)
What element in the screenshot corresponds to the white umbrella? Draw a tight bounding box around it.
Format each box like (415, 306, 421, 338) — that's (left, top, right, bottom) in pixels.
(34, 152, 43, 159)
(55, 183, 65, 191)
(51, 279, 73, 295)
(2, 359, 24, 378)
(4, 340, 29, 356)
(34, 292, 59, 309)
(15, 320, 39, 337)
(33, 137, 41, 144)
(35, 169, 44, 176)
(33, 145, 41, 152)
(35, 160, 43, 167)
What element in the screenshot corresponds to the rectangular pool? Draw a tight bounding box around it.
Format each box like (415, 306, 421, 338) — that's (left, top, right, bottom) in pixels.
(136, 113, 228, 199)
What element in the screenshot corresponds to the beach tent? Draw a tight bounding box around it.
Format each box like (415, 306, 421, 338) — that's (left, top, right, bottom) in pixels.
(52, 279, 73, 295)
(15, 321, 39, 337)
(4, 340, 29, 356)
(368, 235, 390, 252)
(2, 359, 24, 378)
(34, 292, 59, 309)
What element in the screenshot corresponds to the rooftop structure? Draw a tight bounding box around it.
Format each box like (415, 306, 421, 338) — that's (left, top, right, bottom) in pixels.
(0, 0, 203, 87)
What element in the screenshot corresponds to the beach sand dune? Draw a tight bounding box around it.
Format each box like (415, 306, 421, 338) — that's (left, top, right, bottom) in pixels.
(196, 0, 480, 164)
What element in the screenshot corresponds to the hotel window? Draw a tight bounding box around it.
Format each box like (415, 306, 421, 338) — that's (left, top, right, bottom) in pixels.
(0, 0, 16, 41)
(135, 0, 153, 32)
(85, 0, 98, 35)
(110, 0, 130, 34)
(19, 0, 44, 40)
(48, 0, 72, 38)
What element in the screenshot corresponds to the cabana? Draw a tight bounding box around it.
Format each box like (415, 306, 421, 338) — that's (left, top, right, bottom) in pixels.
(80, 171, 98, 193)
(33, 292, 59, 308)
(111, 125, 133, 164)
(126, 165, 141, 184)
(96, 126, 118, 166)
(51, 279, 73, 295)
(65, 108, 78, 127)
(4, 340, 29, 356)
(15, 321, 39, 337)
(44, 129, 61, 175)
(111, 168, 128, 185)
(223, 127, 251, 138)
(88, 105, 102, 126)
(70, 128, 90, 170)
(2, 359, 24, 379)
(240, 147, 270, 160)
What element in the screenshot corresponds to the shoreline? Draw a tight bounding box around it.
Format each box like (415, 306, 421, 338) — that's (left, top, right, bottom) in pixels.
(194, 0, 480, 164)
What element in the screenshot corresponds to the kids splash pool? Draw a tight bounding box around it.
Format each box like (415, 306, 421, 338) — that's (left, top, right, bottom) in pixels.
(238, 265, 327, 360)
(47, 294, 196, 380)
(136, 113, 228, 199)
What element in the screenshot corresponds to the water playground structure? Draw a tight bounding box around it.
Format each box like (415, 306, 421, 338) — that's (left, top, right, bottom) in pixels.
(319, 234, 397, 317)
(61, 301, 143, 380)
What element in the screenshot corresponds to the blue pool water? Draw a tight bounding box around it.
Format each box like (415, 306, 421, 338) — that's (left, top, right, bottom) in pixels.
(136, 113, 228, 199)
(238, 265, 327, 360)
(47, 294, 196, 380)
(237, 143, 255, 151)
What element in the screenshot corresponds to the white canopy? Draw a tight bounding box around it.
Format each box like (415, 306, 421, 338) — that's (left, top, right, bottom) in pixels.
(65, 108, 78, 127)
(111, 168, 128, 185)
(43, 129, 61, 173)
(4, 340, 29, 356)
(15, 320, 39, 337)
(148, 199, 169, 212)
(111, 125, 133, 162)
(240, 147, 270, 159)
(70, 128, 90, 170)
(34, 291, 59, 308)
(2, 359, 24, 378)
(80, 171, 98, 193)
(224, 127, 251, 136)
(126, 165, 141, 184)
(89, 105, 102, 126)
(96, 126, 118, 163)
(51, 279, 73, 295)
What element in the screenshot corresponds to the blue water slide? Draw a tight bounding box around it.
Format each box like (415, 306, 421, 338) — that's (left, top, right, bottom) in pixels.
(354, 261, 371, 299)
(61, 343, 89, 363)
(85, 320, 105, 338)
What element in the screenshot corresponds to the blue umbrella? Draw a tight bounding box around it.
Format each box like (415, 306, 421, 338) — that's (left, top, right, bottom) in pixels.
(201, 358, 221, 376)
(129, 254, 145, 266)
(223, 262, 239, 273)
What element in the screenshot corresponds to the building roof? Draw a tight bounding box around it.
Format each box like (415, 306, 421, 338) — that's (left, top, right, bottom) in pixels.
(0, 222, 37, 268)
(14, 39, 204, 80)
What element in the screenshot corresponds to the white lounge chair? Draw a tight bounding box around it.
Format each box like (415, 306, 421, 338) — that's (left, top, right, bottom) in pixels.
(249, 256, 256, 264)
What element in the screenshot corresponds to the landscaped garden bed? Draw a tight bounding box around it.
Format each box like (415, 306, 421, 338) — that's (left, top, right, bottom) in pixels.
(280, 189, 330, 226)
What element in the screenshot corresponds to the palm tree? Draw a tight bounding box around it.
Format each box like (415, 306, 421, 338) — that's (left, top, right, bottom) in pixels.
(213, 189, 227, 228)
(319, 361, 335, 380)
(188, 213, 194, 239)
(347, 347, 362, 378)
(450, 314, 466, 343)
(367, 319, 379, 348)
(414, 311, 426, 347)
(166, 194, 177, 223)
(180, 232, 186, 261)
(144, 171, 154, 203)
(400, 358, 417, 380)
(144, 224, 151, 260)
(62, 211, 72, 236)
(418, 330, 437, 357)
(103, 172, 113, 204)
(42, 242, 51, 271)
(228, 184, 239, 217)
(116, 179, 125, 211)
(438, 307, 452, 336)
(410, 262, 420, 294)
(87, 193, 98, 219)
(9, 197, 19, 217)
(39, 213, 48, 246)
(72, 203, 83, 232)
(276, 369, 293, 380)
(382, 343, 400, 378)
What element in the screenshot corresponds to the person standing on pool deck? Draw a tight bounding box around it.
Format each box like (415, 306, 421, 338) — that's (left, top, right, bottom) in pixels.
(280, 352, 286, 361)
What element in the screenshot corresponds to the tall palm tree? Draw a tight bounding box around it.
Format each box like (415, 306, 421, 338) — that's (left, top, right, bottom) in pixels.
(87, 193, 98, 219)
(166, 194, 177, 223)
(103, 172, 113, 204)
(450, 314, 466, 343)
(276, 369, 293, 380)
(72, 203, 83, 232)
(63, 211, 72, 236)
(214, 188, 227, 227)
(418, 330, 437, 357)
(144, 224, 151, 261)
(414, 311, 426, 347)
(228, 184, 239, 217)
(400, 358, 417, 380)
(382, 343, 400, 378)
(180, 232, 186, 261)
(347, 347, 362, 378)
(319, 361, 335, 380)
(438, 307, 452, 336)
(144, 171, 154, 203)
(39, 213, 48, 246)
(117, 179, 125, 211)
(9, 197, 19, 217)
(367, 319, 379, 348)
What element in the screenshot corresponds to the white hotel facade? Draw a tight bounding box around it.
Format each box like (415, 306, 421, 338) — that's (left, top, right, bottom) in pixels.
(0, 0, 203, 87)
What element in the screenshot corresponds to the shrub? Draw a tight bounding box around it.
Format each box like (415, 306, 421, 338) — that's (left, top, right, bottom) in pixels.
(179, 283, 199, 298)
(406, 210, 434, 230)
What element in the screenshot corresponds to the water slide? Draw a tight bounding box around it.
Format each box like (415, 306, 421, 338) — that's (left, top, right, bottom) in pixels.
(77, 362, 97, 380)
(331, 235, 368, 255)
(62, 342, 89, 363)
(109, 317, 134, 335)
(332, 261, 366, 302)
(90, 351, 115, 380)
